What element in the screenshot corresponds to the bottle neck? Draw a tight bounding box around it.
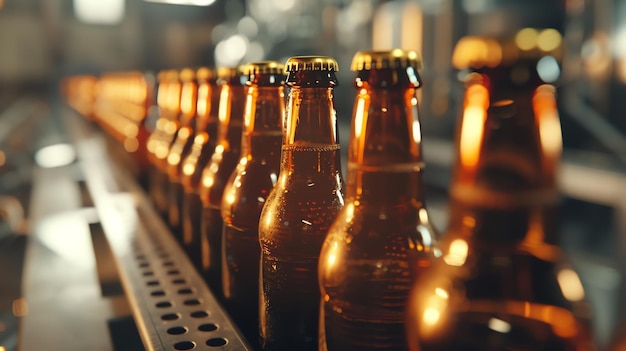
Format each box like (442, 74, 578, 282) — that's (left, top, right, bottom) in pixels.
(195, 81, 211, 131)
(280, 85, 342, 177)
(179, 81, 198, 127)
(166, 81, 181, 118)
(216, 84, 246, 152)
(347, 79, 425, 203)
(448, 74, 562, 247)
(284, 87, 339, 146)
(241, 85, 284, 160)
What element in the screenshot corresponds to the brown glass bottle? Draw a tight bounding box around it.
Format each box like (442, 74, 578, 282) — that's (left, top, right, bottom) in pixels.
(199, 66, 247, 297)
(405, 34, 596, 351)
(257, 56, 345, 351)
(166, 68, 198, 238)
(180, 67, 220, 270)
(318, 50, 439, 351)
(146, 70, 171, 208)
(148, 70, 182, 216)
(220, 61, 285, 348)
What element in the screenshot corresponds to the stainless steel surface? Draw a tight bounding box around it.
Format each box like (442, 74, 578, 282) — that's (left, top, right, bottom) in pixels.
(17, 102, 251, 350)
(65, 108, 252, 351)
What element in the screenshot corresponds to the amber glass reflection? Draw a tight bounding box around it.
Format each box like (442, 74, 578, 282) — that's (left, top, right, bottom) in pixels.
(198, 67, 247, 298)
(220, 61, 285, 347)
(147, 70, 182, 216)
(166, 68, 198, 238)
(318, 50, 438, 351)
(405, 35, 595, 351)
(180, 67, 220, 270)
(258, 56, 345, 351)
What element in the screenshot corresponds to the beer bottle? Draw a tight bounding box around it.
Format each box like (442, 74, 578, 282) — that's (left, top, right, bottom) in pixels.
(180, 67, 220, 270)
(257, 56, 345, 351)
(221, 61, 285, 347)
(147, 70, 182, 216)
(318, 50, 439, 351)
(199, 66, 247, 296)
(166, 68, 198, 238)
(405, 33, 596, 351)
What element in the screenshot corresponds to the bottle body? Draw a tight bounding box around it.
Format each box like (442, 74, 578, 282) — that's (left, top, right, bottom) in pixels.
(199, 75, 246, 297)
(258, 59, 345, 351)
(180, 74, 220, 270)
(259, 143, 344, 351)
(319, 56, 437, 351)
(166, 69, 198, 237)
(221, 67, 285, 348)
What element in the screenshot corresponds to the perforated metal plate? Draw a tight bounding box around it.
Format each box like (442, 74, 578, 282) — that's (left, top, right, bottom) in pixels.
(67, 112, 252, 351)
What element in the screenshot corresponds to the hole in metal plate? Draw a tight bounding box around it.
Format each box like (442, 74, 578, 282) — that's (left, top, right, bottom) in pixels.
(174, 341, 196, 350)
(161, 313, 180, 321)
(198, 323, 218, 332)
(190, 311, 209, 318)
(206, 337, 228, 347)
(155, 301, 172, 308)
(167, 326, 188, 335)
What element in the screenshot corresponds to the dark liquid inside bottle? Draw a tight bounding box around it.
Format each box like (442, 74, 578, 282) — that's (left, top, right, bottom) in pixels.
(260, 144, 343, 351)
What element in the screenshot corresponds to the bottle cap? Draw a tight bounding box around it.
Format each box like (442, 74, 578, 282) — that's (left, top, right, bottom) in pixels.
(196, 67, 216, 82)
(217, 66, 246, 80)
(179, 67, 196, 82)
(166, 69, 179, 82)
(285, 56, 339, 72)
(452, 28, 563, 70)
(351, 49, 423, 71)
(245, 61, 285, 76)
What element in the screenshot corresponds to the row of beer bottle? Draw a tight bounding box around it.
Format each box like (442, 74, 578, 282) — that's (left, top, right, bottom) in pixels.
(87, 33, 595, 350)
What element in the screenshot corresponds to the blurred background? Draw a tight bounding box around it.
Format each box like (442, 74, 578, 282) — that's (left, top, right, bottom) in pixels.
(0, 0, 625, 350)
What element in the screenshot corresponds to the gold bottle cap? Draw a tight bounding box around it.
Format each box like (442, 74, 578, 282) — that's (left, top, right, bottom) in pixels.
(157, 70, 168, 82)
(166, 69, 179, 82)
(452, 28, 563, 69)
(217, 66, 246, 80)
(245, 61, 285, 75)
(180, 67, 196, 82)
(196, 67, 216, 81)
(351, 49, 423, 71)
(284, 56, 339, 72)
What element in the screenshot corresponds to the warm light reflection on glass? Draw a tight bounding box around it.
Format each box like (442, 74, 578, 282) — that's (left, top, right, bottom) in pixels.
(124, 138, 139, 153)
(353, 90, 367, 140)
(35, 144, 76, 168)
(180, 83, 195, 115)
(164, 120, 177, 134)
(435, 287, 449, 299)
(0, 150, 5, 166)
(264, 209, 273, 226)
(178, 127, 191, 139)
(533, 85, 562, 159)
(182, 163, 195, 176)
(459, 84, 489, 168)
(412, 120, 422, 144)
(12, 298, 28, 317)
(443, 239, 469, 266)
(218, 86, 231, 123)
(123, 124, 138, 137)
(421, 287, 449, 330)
(167, 83, 181, 114)
(155, 145, 169, 159)
(167, 153, 180, 166)
(557, 268, 585, 301)
(197, 84, 209, 117)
